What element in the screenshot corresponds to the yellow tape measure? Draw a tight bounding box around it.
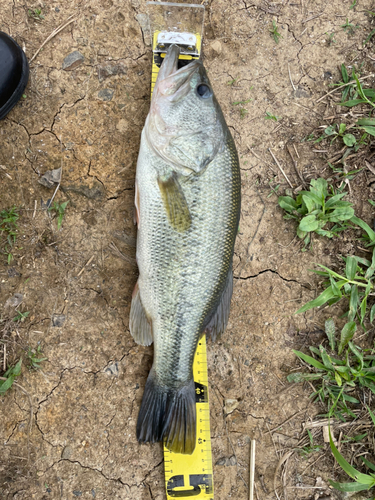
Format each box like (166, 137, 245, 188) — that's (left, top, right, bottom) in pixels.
(164, 336, 214, 499)
(150, 31, 214, 500)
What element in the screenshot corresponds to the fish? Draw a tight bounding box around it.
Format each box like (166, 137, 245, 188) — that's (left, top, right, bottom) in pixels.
(130, 44, 241, 454)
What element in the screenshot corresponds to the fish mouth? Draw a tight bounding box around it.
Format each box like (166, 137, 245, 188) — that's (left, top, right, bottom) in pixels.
(153, 44, 200, 101)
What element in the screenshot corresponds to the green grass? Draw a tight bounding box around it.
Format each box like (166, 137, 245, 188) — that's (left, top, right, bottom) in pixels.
(0, 206, 19, 264)
(364, 28, 375, 45)
(314, 66, 375, 148)
(239, 108, 248, 119)
(28, 8, 44, 20)
(13, 311, 30, 323)
(269, 20, 282, 43)
(326, 32, 336, 45)
(267, 181, 281, 199)
(288, 319, 375, 421)
(265, 111, 279, 122)
(0, 359, 22, 395)
(232, 99, 252, 106)
(315, 122, 358, 147)
(26, 345, 47, 370)
(341, 18, 359, 35)
(329, 410, 375, 492)
(48, 200, 69, 230)
(338, 69, 375, 110)
(299, 429, 323, 457)
(296, 247, 375, 328)
(227, 78, 239, 86)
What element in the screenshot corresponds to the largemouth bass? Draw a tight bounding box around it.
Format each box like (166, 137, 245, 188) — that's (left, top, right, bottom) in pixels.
(130, 45, 241, 454)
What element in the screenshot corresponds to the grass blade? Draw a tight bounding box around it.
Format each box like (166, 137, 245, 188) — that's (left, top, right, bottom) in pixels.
(361, 456, 375, 473)
(351, 216, 375, 244)
(346, 256, 358, 280)
(296, 286, 336, 314)
(348, 285, 359, 321)
(328, 481, 372, 492)
(371, 304, 375, 324)
(292, 350, 326, 370)
(325, 318, 336, 351)
(338, 322, 356, 355)
(329, 426, 375, 485)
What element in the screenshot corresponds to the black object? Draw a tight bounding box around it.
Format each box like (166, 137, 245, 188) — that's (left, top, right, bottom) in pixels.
(0, 32, 29, 120)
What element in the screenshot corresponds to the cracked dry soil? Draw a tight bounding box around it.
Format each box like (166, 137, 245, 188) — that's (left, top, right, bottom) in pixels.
(0, 0, 375, 499)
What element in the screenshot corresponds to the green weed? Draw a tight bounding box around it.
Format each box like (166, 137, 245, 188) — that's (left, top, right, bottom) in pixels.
(0, 359, 22, 395)
(48, 200, 69, 230)
(26, 345, 47, 370)
(0, 206, 19, 264)
(364, 28, 375, 45)
(265, 111, 279, 122)
(328, 162, 364, 182)
(278, 178, 354, 248)
(328, 409, 375, 492)
(299, 429, 323, 457)
(232, 98, 252, 106)
(326, 32, 336, 45)
(232, 94, 252, 120)
(13, 311, 30, 323)
(269, 20, 282, 44)
(302, 132, 316, 142)
(296, 248, 375, 330)
(339, 69, 375, 110)
(227, 78, 238, 86)
(239, 108, 248, 119)
(315, 123, 357, 148)
(341, 18, 359, 35)
(330, 64, 357, 103)
(288, 319, 375, 421)
(28, 8, 44, 20)
(267, 181, 281, 199)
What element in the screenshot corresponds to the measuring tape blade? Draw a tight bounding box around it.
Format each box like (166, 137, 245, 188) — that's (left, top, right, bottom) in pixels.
(149, 29, 214, 500)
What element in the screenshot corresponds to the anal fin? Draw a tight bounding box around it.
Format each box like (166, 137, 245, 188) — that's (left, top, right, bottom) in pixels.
(129, 282, 153, 346)
(204, 266, 233, 342)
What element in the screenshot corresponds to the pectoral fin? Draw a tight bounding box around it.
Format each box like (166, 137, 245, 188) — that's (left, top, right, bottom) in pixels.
(158, 173, 191, 232)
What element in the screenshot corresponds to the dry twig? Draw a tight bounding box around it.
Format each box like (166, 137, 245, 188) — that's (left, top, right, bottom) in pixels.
(77, 255, 95, 276)
(30, 15, 77, 64)
(249, 439, 256, 500)
(287, 63, 296, 91)
(287, 144, 306, 186)
(316, 74, 375, 103)
(268, 148, 293, 188)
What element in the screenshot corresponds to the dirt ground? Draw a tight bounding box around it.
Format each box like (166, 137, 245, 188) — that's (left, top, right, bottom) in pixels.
(1, 0, 375, 499)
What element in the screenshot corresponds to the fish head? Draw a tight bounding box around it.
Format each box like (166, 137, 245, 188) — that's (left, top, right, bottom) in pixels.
(146, 45, 227, 175)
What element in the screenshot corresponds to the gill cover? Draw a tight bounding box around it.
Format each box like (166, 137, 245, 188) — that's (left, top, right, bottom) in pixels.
(145, 45, 226, 175)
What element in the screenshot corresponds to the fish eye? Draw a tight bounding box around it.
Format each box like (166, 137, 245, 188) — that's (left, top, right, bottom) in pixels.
(196, 83, 212, 99)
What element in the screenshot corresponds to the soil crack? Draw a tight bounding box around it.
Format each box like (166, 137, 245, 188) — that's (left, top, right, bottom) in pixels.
(234, 268, 307, 287)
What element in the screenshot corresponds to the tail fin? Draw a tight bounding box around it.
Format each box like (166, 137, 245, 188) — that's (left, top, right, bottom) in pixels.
(136, 373, 196, 454)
